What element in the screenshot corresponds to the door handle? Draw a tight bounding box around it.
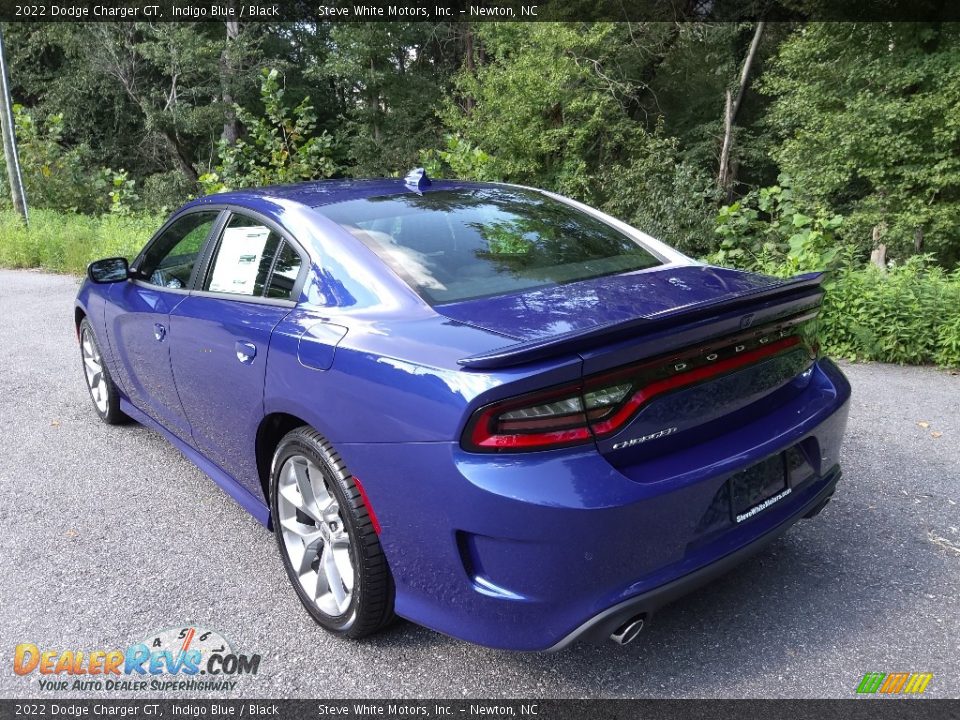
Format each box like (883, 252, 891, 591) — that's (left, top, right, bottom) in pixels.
(153, 323, 166, 342)
(235, 341, 257, 364)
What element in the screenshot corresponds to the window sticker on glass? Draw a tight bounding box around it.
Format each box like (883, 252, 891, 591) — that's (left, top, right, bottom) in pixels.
(208, 226, 272, 295)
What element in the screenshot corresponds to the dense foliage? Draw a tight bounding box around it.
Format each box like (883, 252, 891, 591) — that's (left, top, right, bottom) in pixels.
(760, 24, 960, 267)
(1, 21, 958, 365)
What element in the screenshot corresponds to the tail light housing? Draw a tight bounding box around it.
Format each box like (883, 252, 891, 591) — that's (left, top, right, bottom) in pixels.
(462, 317, 817, 453)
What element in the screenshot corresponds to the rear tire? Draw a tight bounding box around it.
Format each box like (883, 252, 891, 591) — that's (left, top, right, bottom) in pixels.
(270, 427, 395, 638)
(79, 318, 128, 425)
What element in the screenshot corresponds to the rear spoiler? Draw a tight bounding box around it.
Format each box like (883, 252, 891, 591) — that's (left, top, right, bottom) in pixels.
(458, 272, 825, 370)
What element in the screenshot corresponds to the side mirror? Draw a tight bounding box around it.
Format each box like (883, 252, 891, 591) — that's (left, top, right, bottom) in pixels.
(87, 257, 130, 284)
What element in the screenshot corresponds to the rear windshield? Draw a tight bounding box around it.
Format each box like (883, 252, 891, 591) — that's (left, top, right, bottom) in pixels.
(315, 187, 663, 305)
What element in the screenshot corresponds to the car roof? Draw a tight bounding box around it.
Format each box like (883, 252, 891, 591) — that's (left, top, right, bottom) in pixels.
(188, 177, 504, 210)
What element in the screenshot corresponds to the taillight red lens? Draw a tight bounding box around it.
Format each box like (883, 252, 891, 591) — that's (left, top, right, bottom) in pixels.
(465, 385, 595, 451)
(462, 330, 809, 453)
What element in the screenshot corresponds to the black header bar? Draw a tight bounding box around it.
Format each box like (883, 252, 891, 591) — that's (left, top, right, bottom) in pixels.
(0, 0, 957, 23)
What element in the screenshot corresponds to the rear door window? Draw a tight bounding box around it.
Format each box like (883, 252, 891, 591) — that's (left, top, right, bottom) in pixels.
(204, 214, 283, 297)
(265, 242, 303, 299)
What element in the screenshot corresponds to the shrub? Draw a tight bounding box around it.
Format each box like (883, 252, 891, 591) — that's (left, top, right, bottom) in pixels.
(421, 135, 499, 183)
(0, 106, 155, 216)
(139, 171, 193, 214)
(598, 127, 722, 258)
(2, 106, 102, 214)
(102, 169, 139, 215)
(820, 257, 958, 365)
(708, 177, 845, 276)
(935, 308, 960, 368)
(707, 185, 960, 368)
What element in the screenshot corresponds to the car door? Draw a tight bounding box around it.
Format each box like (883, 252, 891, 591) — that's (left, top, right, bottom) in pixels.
(106, 210, 223, 442)
(168, 210, 307, 497)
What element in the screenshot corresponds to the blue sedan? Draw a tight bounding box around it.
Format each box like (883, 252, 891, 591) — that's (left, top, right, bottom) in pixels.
(75, 170, 850, 650)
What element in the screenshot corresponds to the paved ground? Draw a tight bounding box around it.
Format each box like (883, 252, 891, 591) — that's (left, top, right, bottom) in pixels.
(1, 268, 958, 699)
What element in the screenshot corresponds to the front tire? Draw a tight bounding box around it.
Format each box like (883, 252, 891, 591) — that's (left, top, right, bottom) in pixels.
(79, 318, 127, 425)
(270, 427, 395, 638)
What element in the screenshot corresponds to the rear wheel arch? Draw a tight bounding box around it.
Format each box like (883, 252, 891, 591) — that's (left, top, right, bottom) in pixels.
(255, 412, 312, 505)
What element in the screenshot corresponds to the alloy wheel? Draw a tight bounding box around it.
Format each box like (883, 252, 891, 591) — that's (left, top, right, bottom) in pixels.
(276, 455, 355, 617)
(81, 328, 108, 414)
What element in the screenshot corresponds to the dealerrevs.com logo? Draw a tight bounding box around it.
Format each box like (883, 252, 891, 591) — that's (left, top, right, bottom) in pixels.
(13, 626, 261, 693)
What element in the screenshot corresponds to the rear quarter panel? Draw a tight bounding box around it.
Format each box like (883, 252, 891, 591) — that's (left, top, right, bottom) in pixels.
(262, 302, 583, 445)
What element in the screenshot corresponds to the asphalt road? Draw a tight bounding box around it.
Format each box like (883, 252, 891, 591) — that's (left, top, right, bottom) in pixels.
(1, 268, 958, 699)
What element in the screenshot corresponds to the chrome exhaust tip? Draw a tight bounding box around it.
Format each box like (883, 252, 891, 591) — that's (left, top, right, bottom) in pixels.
(609, 615, 645, 645)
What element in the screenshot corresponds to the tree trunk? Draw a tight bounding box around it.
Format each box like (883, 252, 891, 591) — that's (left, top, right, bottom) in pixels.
(463, 24, 475, 113)
(718, 89, 734, 200)
(220, 9, 241, 145)
(163, 129, 199, 183)
(870, 244, 887, 269)
(718, 21, 765, 200)
(370, 57, 381, 143)
(870, 225, 887, 269)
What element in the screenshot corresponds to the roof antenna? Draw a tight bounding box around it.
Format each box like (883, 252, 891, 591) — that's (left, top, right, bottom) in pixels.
(404, 167, 431, 191)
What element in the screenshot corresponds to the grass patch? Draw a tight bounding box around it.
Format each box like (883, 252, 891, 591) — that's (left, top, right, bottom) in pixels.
(0, 208, 160, 275)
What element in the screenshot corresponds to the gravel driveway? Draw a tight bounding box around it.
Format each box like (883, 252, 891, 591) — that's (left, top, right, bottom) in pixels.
(1, 268, 958, 698)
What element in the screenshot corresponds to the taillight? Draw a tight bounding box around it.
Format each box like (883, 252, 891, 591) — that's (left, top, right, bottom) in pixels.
(462, 326, 812, 453)
(465, 384, 595, 451)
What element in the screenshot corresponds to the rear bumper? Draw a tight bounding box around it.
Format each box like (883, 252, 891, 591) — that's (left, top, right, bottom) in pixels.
(337, 358, 852, 651)
(548, 466, 841, 649)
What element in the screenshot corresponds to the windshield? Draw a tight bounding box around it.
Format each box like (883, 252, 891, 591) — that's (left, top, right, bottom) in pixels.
(316, 187, 663, 305)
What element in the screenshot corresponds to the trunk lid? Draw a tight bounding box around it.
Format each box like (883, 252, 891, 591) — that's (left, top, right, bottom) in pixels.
(454, 265, 825, 464)
(437, 265, 793, 344)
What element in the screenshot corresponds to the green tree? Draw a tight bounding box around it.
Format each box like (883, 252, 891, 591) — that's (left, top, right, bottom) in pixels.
(201, 69, 338, 191)
(5, 22, 265, 189)
(5, 105, 99, 212)
(644, 23, 789, 192)
(316, 23, 459, 176)
(761, 23, 960, 266)
(442, 23, 719, 252)
(445, 23, 636, 198)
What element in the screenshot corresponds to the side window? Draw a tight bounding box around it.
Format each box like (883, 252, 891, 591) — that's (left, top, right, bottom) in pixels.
(139, 212, 219, 289)
(265, 242, 303, 299)
(204, 214, 283, 297)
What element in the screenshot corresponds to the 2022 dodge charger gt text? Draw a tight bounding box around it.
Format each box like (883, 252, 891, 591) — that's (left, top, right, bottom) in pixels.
(75, 170, 850, 650)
